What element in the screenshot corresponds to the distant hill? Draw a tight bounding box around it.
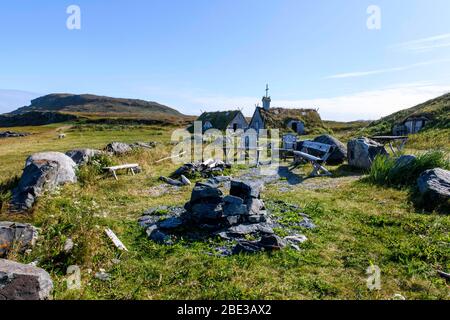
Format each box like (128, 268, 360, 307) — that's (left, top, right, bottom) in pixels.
(10, 93, 182, 117)
(0, 93, 194, 127)
(363, 93, 450, 135)
(0, 111, 79, 127)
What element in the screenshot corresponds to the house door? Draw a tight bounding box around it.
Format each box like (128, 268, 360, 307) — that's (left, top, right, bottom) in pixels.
(292, 122, 298, 133)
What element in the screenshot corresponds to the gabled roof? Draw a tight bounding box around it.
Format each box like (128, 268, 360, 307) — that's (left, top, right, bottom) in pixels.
(194, 110, 245, 131)
(255, 107, 324, 130)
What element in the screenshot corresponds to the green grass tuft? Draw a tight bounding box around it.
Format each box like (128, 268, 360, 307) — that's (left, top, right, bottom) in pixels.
(367, 151, 449, 188)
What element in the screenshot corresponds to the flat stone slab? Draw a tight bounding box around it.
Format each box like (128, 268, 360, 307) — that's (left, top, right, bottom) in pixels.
(0, 259, 53, 300)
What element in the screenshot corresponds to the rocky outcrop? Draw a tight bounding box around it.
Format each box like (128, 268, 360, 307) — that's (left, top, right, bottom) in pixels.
(140, 180, 273, 249)
(0, 259, 53, 300)
(139, 180, 312, 255)
(0, 222, 38, 257)
(0, 131, 30, 138)
(347, 137, 388, 170)
(417, 168, 450, 208)
(313, 135, 347, 165)
(10, 152, 77, 212)
(65, 149, 102, 165)
(0, 112, 78, 127)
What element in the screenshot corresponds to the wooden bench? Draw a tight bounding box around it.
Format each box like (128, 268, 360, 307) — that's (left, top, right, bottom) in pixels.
(292, 141, 335, 177)
(103, 164, 140, 180)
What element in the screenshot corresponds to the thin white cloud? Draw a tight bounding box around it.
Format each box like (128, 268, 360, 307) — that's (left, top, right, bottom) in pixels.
(0, 89, 40, 114)
(190, 84, 450, 121)
(392, 33, 450, 52)
(325, 59, 450, 79)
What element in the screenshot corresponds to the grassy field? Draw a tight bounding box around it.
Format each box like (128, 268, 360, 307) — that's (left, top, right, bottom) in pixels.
(0, 123, 449, 300)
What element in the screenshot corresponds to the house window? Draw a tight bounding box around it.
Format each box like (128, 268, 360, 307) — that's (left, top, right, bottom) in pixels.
(233, 123, 238, 131)
(203, 121, 213, 131)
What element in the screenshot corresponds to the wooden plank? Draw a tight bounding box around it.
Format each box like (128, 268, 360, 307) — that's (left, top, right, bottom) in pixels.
(105, 228, 128, 252)
(155, 151, 186, 163)
(302, 141, 332, 153)
(437, 270, 450, 280)
(293, 150, 321, 162)
(104, 164, 139, 170)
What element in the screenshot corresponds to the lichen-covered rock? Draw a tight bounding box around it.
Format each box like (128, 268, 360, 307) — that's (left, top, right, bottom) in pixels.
(347, 137, 388, 170)
(0, 259, 53, 300)
(65, 149, 102, 165)
(313, 135, 347, 165)
(417, 168, 450, 208)
(0, 222, 38, 257)
(10, 152, 77, 211)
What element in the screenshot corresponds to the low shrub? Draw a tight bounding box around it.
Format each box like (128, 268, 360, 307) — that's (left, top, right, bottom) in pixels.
(0, 176, 19, 213)
(77, 154, 116, 186)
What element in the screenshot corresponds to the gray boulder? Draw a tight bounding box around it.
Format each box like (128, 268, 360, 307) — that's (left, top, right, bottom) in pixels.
(417, 168, 450, 206)
(395, 155, 417, 167)
(0, 259, 53, 300)
(0, 222, 38, 257)
(230, 180, 263, 200)
(131, 141, 157, 149)
(190, 182, 223, 203)
(65, 149, 102, 165)
(313, 135, 347, 165)
(158, 217, 183, 230)
(105, 142, 132, 155)
(217, 223, 274, 239)
(390, 155, 417, 175)
(347, 137, 388, 170)
(247, 198, 265, 216)
(247, 215, 267, 223)
(11, 152, 77, 211)
(190, 203, 223, 222)
(223, 195, 247, 216)
(146, 225, 172, 244)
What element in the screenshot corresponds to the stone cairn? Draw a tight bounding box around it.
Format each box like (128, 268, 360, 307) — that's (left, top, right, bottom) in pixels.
(139, 180, 308, 254)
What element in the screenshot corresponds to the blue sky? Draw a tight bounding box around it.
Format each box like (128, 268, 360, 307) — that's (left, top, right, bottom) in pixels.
(0, 0, 449, 120)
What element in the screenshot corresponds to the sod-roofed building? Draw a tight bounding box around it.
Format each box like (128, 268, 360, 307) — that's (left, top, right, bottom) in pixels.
(248, 107, 324, 135)
(190, 110, 248, 132)
(248, 85, 325, 135)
